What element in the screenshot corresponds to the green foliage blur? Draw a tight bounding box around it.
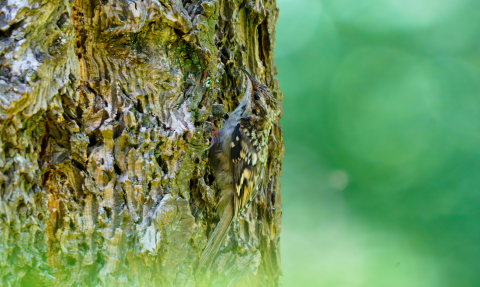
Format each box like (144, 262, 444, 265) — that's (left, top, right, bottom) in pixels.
(275, 0, 480, 286)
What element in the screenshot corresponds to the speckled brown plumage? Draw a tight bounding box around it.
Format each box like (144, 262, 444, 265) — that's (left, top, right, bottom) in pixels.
(197, 69, 280, 273)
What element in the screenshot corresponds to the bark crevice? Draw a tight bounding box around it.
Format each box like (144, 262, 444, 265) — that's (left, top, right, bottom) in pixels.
(0, 0, 283, 286)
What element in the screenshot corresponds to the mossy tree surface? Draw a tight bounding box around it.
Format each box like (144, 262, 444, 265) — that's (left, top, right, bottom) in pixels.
(0, 0, 283, 286)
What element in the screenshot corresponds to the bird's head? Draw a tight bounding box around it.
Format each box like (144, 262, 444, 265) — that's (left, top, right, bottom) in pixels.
(240, 68, 280, 124)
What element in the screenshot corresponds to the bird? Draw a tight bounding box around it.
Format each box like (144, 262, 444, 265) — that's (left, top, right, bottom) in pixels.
(197, 68, 280, 273)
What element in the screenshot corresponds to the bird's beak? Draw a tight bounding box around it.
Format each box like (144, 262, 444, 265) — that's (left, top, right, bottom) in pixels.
(240, 68, 255, 84)
(240, 68, 254, 102)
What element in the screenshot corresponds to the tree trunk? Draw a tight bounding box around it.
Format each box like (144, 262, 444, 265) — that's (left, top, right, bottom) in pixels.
(0, 0, 283, 286)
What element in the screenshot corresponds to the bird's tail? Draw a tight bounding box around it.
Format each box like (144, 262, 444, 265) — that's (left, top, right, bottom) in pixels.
(196, 199, 234, 274)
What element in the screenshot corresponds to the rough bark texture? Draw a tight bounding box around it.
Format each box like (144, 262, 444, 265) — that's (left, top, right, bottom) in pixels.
(0, 0, 283, 286)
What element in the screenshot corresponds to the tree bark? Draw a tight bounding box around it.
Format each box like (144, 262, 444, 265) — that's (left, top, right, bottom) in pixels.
(0, 0, 283, 286)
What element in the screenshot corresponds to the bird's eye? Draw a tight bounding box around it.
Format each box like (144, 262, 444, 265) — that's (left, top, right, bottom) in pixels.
(254, 93, 260, 101)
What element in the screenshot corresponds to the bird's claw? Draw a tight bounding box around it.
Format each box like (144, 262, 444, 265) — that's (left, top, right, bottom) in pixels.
(206, 121, 219, 150)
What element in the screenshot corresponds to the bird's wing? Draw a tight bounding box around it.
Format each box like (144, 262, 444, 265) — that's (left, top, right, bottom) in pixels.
(230, 123, 262, 218)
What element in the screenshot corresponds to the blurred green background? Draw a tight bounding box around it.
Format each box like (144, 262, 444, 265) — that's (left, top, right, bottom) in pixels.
(275, 0, 480, 286)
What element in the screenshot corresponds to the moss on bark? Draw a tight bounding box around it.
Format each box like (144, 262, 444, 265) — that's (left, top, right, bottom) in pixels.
(0, 0, 283, 286)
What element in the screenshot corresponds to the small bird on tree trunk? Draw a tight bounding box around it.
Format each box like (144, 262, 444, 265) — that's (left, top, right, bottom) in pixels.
(197, 68, 280, 273)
